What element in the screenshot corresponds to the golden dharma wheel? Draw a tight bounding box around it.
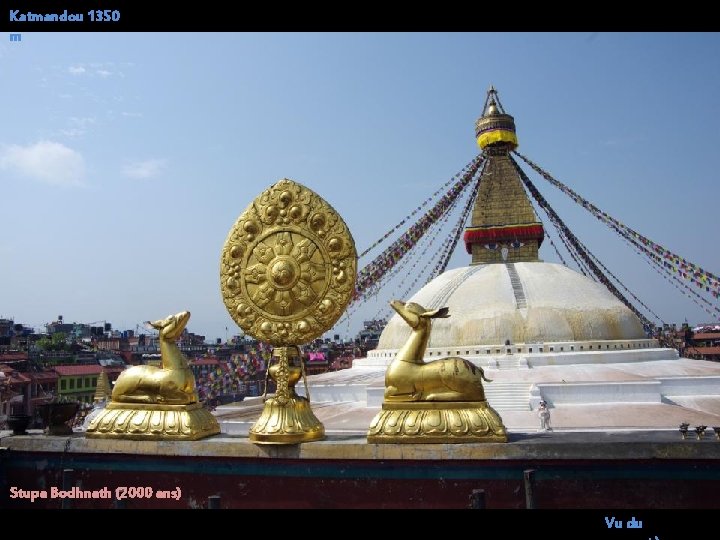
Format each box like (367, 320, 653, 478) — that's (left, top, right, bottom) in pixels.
(220, 178, 357, 346)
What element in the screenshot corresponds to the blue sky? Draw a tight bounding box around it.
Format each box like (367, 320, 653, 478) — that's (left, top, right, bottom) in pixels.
(1, 32, 718, 341)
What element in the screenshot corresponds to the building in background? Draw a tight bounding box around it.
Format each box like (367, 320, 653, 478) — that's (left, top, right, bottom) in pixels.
(54, 365, 104, 404)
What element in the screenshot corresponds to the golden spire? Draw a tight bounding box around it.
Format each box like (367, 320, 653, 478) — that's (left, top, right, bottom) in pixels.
(475, 86, 518, 151)
(464, 88, 544, 264)
(93, 370, 110, 403)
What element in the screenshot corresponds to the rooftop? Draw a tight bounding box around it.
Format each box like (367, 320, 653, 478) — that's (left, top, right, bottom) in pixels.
(692, 333, 720, 341)
(29, 372, 59, 382)
(191, 358, 221, 366)
(53, 365, 104, 376)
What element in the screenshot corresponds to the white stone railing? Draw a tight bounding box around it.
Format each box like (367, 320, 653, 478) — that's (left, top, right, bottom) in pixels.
(658, 376, 720, 396)
(536, 381, 662, 406)
(368, 339, 660, 361)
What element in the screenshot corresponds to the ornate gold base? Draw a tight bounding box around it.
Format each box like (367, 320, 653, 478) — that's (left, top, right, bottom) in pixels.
(85, 402, 220, 441)
(249, 396, 325, 444)
(367, 401, 508, 444)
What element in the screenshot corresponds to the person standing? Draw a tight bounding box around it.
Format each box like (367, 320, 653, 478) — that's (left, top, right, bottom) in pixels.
(538, 400, 552, 431)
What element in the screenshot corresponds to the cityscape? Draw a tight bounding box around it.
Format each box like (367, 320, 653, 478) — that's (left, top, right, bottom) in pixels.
(0, 315, 386, 426)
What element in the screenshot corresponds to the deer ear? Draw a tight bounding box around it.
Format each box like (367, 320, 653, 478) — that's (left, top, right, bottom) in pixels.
(436, 307, 450, 318)
(149, 319, 164, 330)
(425, 307, 450, 319)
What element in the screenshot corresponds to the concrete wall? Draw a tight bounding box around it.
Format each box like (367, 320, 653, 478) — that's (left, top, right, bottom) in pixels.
(658, 376, 720, 397)
(2, 434, 720, 509)
(366, 386, 384, 407)
(527, 349, 678, 367)
(296, 384, 368, 404)
(536, 381, 662, 406)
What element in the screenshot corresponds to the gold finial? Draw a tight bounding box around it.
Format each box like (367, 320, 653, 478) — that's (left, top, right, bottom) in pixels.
(475, 86, 518, 151)
(486, 98, 499, 116)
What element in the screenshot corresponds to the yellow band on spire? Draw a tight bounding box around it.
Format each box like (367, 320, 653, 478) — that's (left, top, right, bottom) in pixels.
(477, 129, 518, 149)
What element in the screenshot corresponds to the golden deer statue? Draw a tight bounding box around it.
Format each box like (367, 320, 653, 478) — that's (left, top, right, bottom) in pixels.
(368, 300, 507, 443)
(86, 310, 219, 440)
(385, 300, 492, 402)
(112, 311, 199, 404)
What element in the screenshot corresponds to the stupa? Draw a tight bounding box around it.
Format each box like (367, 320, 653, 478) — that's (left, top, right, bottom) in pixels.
(240, 87, 720, 434)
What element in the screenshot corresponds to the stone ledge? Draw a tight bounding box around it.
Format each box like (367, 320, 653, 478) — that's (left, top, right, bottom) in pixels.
(2, 430, 719, 461)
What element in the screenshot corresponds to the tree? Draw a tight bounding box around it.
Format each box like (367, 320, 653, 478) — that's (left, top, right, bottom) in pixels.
(37, 332, 68, 352)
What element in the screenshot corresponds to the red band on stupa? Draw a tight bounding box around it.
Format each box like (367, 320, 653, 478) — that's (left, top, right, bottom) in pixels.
(463, 224, 544, 254)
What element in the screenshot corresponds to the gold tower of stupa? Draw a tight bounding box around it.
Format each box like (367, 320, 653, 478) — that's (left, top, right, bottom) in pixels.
(463, 87, 544, 265)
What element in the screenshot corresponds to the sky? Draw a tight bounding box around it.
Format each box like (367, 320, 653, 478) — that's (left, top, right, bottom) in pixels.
(0, 32, 719, 342)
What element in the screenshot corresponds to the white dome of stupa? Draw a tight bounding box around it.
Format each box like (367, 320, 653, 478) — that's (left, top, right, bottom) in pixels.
(376, 262, 645, 351)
